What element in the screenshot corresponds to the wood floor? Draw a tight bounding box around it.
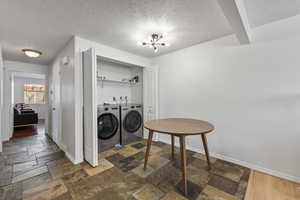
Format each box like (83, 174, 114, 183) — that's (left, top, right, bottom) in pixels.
(245, 170, 300, 200)
(12, 119, 45, 138)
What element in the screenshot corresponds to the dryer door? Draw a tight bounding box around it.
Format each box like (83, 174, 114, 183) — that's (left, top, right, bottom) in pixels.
(123, 110, 142, 133)
(98, 113, 119, 140)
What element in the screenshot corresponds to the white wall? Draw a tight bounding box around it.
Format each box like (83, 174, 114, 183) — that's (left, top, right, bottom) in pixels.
(154, 35, 300, 183)
(97, 59, 143, 105)
(2, 61, 49, 141)
(4, 61, 48, 74)
(252, 14, 300, 44)
(14, 76, 46, 119)
(49, 38, 77, 163)
(97, 60, 132, 104)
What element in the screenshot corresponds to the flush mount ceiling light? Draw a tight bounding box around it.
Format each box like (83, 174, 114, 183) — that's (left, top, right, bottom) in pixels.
(22, 49, 42, 58)
(138, 33, 169, 53)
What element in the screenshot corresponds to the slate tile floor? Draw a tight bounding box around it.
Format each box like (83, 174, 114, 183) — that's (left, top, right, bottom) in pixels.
(0, 135, 250, 200)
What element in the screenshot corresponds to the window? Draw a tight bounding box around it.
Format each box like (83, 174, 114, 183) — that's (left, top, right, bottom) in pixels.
(24, 84, 45, 104)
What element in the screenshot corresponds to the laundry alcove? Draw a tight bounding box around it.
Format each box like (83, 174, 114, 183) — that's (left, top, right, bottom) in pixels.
(82, 48, 157, 167)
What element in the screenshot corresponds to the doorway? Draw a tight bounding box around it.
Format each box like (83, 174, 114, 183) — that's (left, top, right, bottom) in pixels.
(11, 72, 48, 139)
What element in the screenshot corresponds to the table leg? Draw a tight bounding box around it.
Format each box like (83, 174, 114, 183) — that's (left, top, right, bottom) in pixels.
(171, 135, 175, 160)
(144, 130, 154, 170)
(179, 135, 187, 196)
(201, 134, 211, 170)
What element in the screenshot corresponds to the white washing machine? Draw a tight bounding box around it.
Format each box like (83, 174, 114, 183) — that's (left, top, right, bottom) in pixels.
(97, 104, 121, 152)
(120, 104, 143, 145)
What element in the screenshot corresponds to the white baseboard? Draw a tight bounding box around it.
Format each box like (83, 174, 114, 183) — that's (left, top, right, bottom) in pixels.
(58, 143, 67, 152)
(56, 141, 83, 165)
(64, 150, 82, 165)
(158, 137, 300, 184)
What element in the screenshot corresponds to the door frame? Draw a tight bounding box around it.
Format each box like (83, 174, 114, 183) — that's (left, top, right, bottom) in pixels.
(2, 70, 14, 141)
(3, 69, 50, 141)
(0, 57, 3, 152)
(75, 37, 158, 166)
(49, 60, 62, 147)
(80, 53, 158, 166)
(143, 66, 159, 141)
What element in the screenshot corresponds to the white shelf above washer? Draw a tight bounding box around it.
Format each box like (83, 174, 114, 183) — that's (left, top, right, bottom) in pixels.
(97, 76, 138, 87)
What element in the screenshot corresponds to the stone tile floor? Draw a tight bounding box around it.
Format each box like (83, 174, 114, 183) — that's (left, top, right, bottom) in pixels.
(0, 135, 250, 200)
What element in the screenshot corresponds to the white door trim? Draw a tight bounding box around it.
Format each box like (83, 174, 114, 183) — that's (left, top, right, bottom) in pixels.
(3, 68, 49, 142)
(0, 55, 3, 152)
(143, 66, 159, 141)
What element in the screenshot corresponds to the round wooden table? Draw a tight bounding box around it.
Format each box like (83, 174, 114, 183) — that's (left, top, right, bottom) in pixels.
(143, 118, 214, 196)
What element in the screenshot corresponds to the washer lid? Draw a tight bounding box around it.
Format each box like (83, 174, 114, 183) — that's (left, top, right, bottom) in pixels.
(123, 110, 142, 133)
(98, 113, 119, 140)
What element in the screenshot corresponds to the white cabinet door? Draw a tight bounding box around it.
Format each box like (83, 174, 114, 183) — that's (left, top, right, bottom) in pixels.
(83, 48, 98, 167)
(143, 67, 158, 139)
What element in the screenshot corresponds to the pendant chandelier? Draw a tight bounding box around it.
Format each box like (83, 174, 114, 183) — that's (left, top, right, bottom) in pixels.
(138, 33, 169, 53)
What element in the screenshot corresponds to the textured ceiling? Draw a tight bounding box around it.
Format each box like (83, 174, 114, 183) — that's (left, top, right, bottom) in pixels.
(244, 0, 300, 28)
(0, 0, 233, 65)
(2, 0, 299, 65)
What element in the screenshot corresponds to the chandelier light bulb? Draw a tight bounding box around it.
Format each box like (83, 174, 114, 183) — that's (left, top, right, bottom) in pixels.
(137, 33, 170, 52)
